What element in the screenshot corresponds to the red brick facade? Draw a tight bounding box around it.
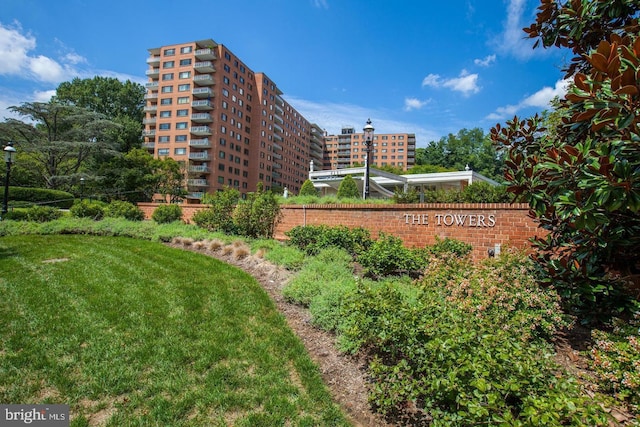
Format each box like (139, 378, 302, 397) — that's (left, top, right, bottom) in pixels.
(138, 202, 541, 261)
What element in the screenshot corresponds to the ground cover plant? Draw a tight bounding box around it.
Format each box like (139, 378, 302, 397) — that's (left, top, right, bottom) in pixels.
(0, 234, 348, 426)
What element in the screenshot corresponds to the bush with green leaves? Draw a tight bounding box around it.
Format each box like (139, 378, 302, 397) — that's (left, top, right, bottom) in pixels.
(4, 205, 63, 222)
(588, 313, 640, 416)
(192, 187, 239, 233)
(70, 200, 106, 220)
(7, 187, 75, 209)
(426, 236, 473, 258)
(285, 225, 372, 256)
(336, 175, 360, 199)
(338, 250, 607, 425)
(151, 203, 183, 224)
(298, 179, 318, 197)
(104, 200, 144, 221)
(233, 184, 281, 238)
(356, 232, 428, 278)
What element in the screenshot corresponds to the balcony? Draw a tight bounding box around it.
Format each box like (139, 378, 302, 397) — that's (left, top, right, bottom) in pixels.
(188, 179, 209, 187)
(274, 103, 284, 115)
(191, 112, 212, 123)
(144, 92, 158, 100)
(195, 48, 215, 60)
(273, 133, 283, 142)
(189, 165, 211, 174)
(143, 142, 155, 150)
(187, 192, 204, 199)
(272, 152, 282, 160)
(194, 61, 215, 73)
(142, 118, 157, 125)
(194, 74, 215, 86)
(146, 68, 160, 78)
(192, 87, 213, 98)
(189, 152, 210, 160)
(272, 142, 282, 151)
(273, 114, 284, 125)
(146, 56, 160, 66)
(272, 171, 282, 179)
(191, 100, 213, 110)
(142, 130, 156, 137)
(272, 162, 282, 169)
(273, 123, 283, 133)
(145, 82, 159, 89)
(190, 126, 212, 136)
(189, 138, 211, 148)
(143, 105, 157, 113)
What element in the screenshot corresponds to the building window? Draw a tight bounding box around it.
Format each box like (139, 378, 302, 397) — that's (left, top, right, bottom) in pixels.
(159, 123, 171, 130)
(221, 113, 227, 121)
(158, 148, 170, 156)
(179, 71, 191, 79)
(163, 48, 175, 56)
(161, 86, 173, 93)
(218, 163, 225, 171)
(174, 148, 187, 155)
(176, 122, 188, 130)
(176, 135, 187, 142)
(222, 88, 229, 97)
(177, 109, 188, 117)
(178, 84, 190, 92)
(162, 73, 173, 81)
(180, 46, 192, 54)
(160, 111, 171, 118)
(219, 151, 226, 159)
(224, 52, 231, 60)
(160, 98, 172, 105)
(163, 61, 174, 68)
(218, 176, 224, 184)
(177, 97, 189, 104)
(179, 58, 192, 66)
(158, 136, 170, 143)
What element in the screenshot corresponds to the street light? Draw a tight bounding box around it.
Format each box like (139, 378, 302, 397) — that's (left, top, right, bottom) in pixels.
(363, 118, 374, 199)
(80, 177, 86, 201)
(2, 142, 17, 216)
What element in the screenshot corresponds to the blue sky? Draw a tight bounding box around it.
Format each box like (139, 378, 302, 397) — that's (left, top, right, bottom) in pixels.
(0, 0, 569, 147)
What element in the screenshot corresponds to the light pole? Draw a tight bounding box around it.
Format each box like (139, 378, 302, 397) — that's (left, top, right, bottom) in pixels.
(363, 119, 374, 199)
(80, 177, 86, 202)
(2, 142, 17, 216)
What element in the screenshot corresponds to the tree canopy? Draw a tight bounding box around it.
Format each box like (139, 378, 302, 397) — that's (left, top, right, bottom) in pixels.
(55, 76, 145, 152)
(413, 128, 504, 181)
(491, 0, 640, 322)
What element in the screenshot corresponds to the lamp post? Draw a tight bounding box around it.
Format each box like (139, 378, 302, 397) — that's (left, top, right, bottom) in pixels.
(2, 142, 17, 216)
(80, 177, 85, 202)
(362, 118, 374, 199)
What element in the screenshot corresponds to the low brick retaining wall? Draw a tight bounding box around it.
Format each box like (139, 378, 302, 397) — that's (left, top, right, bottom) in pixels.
(138, 202, 540, 261)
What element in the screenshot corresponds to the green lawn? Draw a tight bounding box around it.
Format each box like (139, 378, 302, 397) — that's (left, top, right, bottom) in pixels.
(0, 235, 349, 426)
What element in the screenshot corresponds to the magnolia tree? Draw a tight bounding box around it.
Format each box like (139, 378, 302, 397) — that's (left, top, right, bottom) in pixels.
(490, 0, 640, 321)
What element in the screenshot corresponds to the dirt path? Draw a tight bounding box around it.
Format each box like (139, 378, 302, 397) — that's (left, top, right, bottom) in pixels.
(168, 240, 391, 427)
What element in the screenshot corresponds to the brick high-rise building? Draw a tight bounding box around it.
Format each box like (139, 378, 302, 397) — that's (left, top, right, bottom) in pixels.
(323, 126, 416, 171)
(143, 39, 316, 201)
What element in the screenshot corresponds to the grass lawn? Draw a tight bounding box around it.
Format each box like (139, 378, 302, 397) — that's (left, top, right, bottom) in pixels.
(0, 235, 349, 426)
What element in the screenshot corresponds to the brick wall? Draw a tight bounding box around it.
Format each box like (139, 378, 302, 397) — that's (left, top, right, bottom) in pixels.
(138, 202, 541, 261)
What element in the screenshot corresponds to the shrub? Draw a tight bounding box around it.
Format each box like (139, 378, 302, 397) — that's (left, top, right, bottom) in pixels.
(356, 232, 428, 278)
(339, 251, 606, 425)
(336, 175, 360, 199)
(194, 187, 239, 233)
(298, 179, 318, 197)
(104, 200, 145, 221)
(588, 313, 640, 416)
(426, 236, 473, 258)
(233, 185, 281, 238)
(70, 200, 106, 220)
(151, 204, 183, 224)
(25, 206, 63, 222)
(392, 187, 420, 204)
(8, 187, 75, 209)
(285, 225, 372, 257)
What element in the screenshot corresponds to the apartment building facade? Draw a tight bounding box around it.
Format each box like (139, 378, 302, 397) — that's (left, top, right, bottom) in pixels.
(143, 39, 314, 200)
(323, 126, 416, 171)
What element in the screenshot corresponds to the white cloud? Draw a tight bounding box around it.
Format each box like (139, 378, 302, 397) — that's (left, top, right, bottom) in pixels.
(312, 0, 328, 9)
(474, 54, 496, 67)
(0, 21, 84, 84)
(403, 97, 430, 112)
(423, 70, 480, 97)
(33, 89, 56, 102)
(486, 79, 569, 121)
(496, 0, 537, 59)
